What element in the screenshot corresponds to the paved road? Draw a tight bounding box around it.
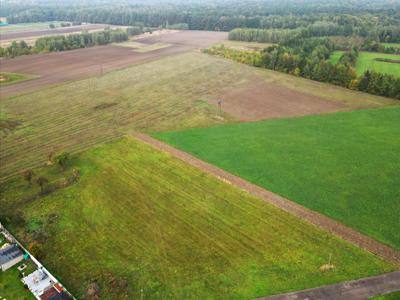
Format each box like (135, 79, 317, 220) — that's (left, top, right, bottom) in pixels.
(133, 133, 400, 266)
(259, 271, 400, 300)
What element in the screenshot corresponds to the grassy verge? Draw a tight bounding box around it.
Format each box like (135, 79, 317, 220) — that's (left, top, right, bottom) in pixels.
(0, 72, 36, 86)
(356, 52, 400, 77)
(0, 137, 394, 299)
(369, 291, 400, 300)
(154, 107, 400, 250)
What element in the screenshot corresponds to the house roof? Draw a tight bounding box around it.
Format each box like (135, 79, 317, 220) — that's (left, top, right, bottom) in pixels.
(23, 269, 53, 296)
(0, 243, 23, 265)
(40, 287, 73, 300)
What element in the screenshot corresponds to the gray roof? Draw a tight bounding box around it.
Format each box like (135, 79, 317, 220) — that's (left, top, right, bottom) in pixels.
(0, 244, 24, 265)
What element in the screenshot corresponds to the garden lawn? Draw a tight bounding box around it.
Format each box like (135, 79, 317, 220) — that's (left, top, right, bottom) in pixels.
(356, 52, 400, 77)
(0, 263, 36, 300)
(0, 137, 394, 299)
(154, 107, 400, 250)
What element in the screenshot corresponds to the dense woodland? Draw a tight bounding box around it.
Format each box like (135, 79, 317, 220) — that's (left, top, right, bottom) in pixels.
(2, 0, 400, 32)
(205, 40, 400, 99)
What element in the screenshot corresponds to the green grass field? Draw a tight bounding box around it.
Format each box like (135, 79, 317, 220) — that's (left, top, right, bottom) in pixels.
(382, 43, 400, 49)
(0, 137, 394, 299)
(213, 40, 275, 51)
(329, 51, 400, 77)
(356, 52, 400, 77)
(0, 72, 36, 86)
(0, 53, 398, 179)
(0, 22, 64, 32)
(0, 260, 36, 300)
(154, 107, 400, 250)
(369, 291, 400, 300)
(2, 52, 394, 181)
(329, 51, 344, 64)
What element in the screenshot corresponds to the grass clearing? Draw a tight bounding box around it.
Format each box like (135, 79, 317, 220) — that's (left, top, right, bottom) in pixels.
(1, 52, 396, 181)
(381, 43, 400, 49)
(329, 51, 344, 64)
(329, 51, 400, 77)
(0, 22, 64, 33)
(113, 41, 171, 52)
(356, 52, 400, 77)
(0, 137, 394, 299)
(154, 107, 400, 250)
(0, 72, 36, 86)
(214, 40, 275, 51)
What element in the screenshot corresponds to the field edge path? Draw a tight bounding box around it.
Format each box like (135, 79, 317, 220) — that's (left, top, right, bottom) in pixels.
(259, 271, 400, 300)
(132, 133, 400, 266)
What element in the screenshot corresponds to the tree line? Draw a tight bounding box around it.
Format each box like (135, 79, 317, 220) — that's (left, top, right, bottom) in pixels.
(2, 0, 399, 33)
(204, 39, 400, 100)
(0, 27, 143, 58)
(229, 25, 400, 46)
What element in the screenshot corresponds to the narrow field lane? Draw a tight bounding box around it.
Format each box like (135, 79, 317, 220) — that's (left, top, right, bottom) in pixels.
(133, 133, 400, 266)
(259, 271, 400, 300)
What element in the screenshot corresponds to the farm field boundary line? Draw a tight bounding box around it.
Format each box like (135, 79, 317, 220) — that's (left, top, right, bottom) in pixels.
(133, 133, 400, 266)
(259, 271, 400, 300)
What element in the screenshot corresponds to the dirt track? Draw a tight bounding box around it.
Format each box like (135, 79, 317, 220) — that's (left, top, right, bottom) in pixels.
(133, 133, 400, 266)
(210, 80, 350, 121)
(0, 30, 228, 98)
(260, 271, 400, 300)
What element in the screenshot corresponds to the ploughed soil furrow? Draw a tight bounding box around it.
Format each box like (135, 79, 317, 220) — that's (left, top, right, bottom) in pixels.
(0, 30, 228, 98)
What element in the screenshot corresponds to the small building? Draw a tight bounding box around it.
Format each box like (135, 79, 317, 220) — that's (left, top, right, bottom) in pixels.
(23, 269, 54, 297)
(0, 243, 24, 271)
(0, 17, 8, 26)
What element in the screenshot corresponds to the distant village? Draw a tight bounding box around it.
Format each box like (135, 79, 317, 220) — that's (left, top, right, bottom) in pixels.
(0, 223, 74, 300)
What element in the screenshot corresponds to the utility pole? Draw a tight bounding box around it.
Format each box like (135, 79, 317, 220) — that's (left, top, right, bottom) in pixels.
(218, 99, 223, 114)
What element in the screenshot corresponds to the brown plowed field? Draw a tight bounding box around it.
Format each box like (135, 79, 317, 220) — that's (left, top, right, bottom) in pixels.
(0, 23, 117, 40)
(0, 30, 228, 98)
(209, 80, 350, 121)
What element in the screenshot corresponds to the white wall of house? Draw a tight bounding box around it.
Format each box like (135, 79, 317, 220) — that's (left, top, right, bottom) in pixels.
(1, 254, 23, 271)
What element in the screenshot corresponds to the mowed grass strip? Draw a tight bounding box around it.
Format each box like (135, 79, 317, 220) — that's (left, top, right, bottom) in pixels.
(154, 107, 400, 250)
(355, 52, 400, 77)
(1, 138, 394, 299)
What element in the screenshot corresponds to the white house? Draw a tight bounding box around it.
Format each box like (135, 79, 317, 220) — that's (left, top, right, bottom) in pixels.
(22, 268, 54, 298)
(0, 243, 24, 271)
